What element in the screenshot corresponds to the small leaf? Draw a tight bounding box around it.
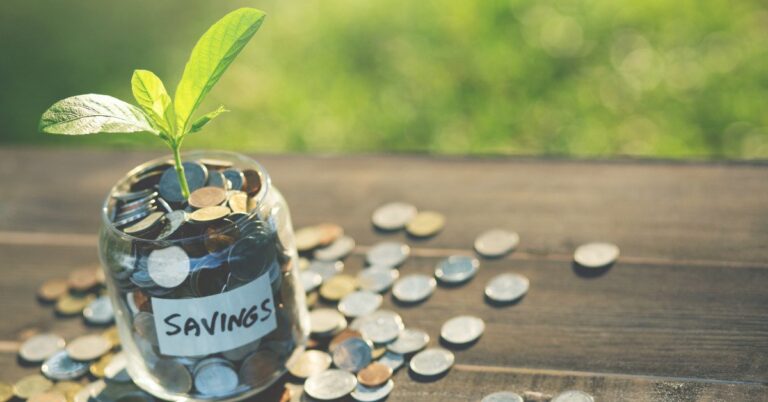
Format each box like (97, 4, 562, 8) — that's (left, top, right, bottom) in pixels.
(39, 94, 159, 135)
(174, 8, 265, 132)
(189, 106, 228, 133)
(131, 70, 175, 134)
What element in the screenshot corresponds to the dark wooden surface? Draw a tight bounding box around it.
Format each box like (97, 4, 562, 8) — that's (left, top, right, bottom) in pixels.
(0, 147, 767, 401)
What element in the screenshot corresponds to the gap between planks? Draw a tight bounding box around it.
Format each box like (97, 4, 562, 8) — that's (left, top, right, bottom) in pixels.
(0, 230, 764, 270)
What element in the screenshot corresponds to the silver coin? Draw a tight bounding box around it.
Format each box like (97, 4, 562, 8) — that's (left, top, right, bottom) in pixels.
(482, 391, 524, 402)
(409, 348, 454, 377)
(156, 210, 188, 240)
(371, 202, 418, 231)
(350, 310, 404, 344)
(310, 308, 348, 336)
(308, 260, 344, 281)
(315, 236, 356, 261)
(18, 333, 65, 362)
(133, 311, 159, 345)
(159, 162, 208, 203)
(152, 358, 193, 394)
(41, 350, 89, 380)
(350, 379, 395, 402)
(156, 196, 174, 213)
(147, 246, 190, 288)
(338, 290, 383, 318)
(222, 339, 262, 362)
(485, 273, 529, 303)
(222, 169, 245, 191)
(332, 337, 373, 372)
(434, 255, 480, 284)
(304, 369, 358, 400)
(441, 315, 485, 345)
(193, 358, 239, 396)
(83, 295, 115, 325)
(574, 242, 620, 268)
(377, 351, 405, 372)
(366, 242, 410, 267)
(552, 390, 595, 402)
(357, 266, 399, 293)
(300, 270, 323, 293)
(392, 274, 436, 303)
(386, 328, 429, 355)
(113, 188, 155, 202)
(474, 229, 520, 258)
(113, 206, 154, 228)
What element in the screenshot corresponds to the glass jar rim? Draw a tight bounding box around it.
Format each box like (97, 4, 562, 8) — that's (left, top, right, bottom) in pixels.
(100, 150, 272, 244)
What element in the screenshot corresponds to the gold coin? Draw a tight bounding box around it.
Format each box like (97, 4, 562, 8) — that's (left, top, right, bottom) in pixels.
(319, 275, 358, 301)
(189, 205, 231, 222)
(227, 191, 248, 213)
(102, 327, 120, 348)
(68, 267, 100, 292)
(295, 226, 322, 251)
(66, 334, 112, 361)
(13, 375, 53, 399)
(28, 391, 67, 402)
(51, 382, 83, 402)
(356, 362, 393, 387)
(371, 346, 387, 359)
(406, 211, 445, 237)
(37, 279, 70, 302)
(89, 352, 114, 377)
(299, 258, 310, 271)
(189, 187, 227, 209)
(0, 382, 12, 402)
(287, 350, 332, 379)
(55, 294, 95, 315)
(306, 291, 318, 308)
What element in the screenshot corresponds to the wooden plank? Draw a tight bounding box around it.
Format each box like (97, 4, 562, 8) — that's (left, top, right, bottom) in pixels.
(1, 148, 767, 266)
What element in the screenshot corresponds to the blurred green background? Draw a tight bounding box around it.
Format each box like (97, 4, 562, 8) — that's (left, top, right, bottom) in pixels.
(1, 0, 766, 158)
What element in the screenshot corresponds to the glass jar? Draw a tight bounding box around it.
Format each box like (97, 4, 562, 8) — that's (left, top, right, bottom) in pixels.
(98, 151, 309, 401)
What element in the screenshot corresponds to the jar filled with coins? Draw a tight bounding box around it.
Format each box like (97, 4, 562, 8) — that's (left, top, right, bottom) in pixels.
(98, 151, 310, 401)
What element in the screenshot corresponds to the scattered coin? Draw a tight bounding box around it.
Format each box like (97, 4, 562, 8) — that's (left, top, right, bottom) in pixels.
(435, 255, 480, 284)
(28, 392, 66, 402)
(102, 326, 120, 348)
(320, 274, 358, 301)
(409, 348, 454, 377)
(378, 351, 405, 372)
(288, 350, 332, 378)
(475, 229, 520, 258)
(66, 334, 112, 361)
(357, 266, 399, 293)
(551, 390, 595, 402)
(18, 333, 65, 363)
(406, 211, 445, 237)
(72, 380, 106, 402)
(193, 358, 239, 396)
(356, 362, 393, 387)
(89, 352, 114, 377)
(315, 236, 356, 261)
(41, 351, 90, 380)
(69, 268, 100, 292)
(485, 273, 529, 303)
(0, 382, 11, 402)
(522, 391, 554, 401)
(310, 308, 348, 336)
(153, 358, 193, 394)
(50, 381, 83, 402)
(189, 205, 231, 223)
(308, 260, 344, 281)
(13, 375, 53, 399)
(392, 274, 436, 303)
(482, 391, 525, 402)
(350, 379, 395, 402)
(441, 316, 485, 345)
(37, 279, 70, 302)
(304, 369, 357, 401)
(332, 337, 373, 372)
(300, 270, 323, 293)
(55, 294, 95, 316)
(574, 242, 619, 268)
(366, 242, 410, 267)
(387, 328, 429, 355)
(314, 223, 344, 246)
(351, 310, 404, 344)
(371, 202, 418, 231)
(329, 329, 364, 353)
(338, 290, 383, 318)
(188, 186, 227, 209)
(83, 295, 115, 325)
(147, 246, 190, 288)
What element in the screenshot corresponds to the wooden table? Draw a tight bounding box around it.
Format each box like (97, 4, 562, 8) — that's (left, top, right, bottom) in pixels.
(1, 148, 766, 401)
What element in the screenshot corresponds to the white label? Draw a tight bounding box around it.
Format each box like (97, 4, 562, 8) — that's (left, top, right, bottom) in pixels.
(151, 272, 277, 356)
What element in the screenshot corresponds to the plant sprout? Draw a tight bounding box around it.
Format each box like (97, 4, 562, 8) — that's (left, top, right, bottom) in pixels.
(39, 8, 266, 199)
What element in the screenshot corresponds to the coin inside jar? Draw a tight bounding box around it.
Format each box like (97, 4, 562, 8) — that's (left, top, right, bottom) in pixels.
(239, 349, 283, 386)
(188, 186, 227, 209)
(193, 358, 239, 396)
(356, 362, 392, 387)
(147, 246, 190, 289)
(152, 358, 193, 394)
(189, 205, 231, 223)
(227, 191, 249, 213)
(287, 350, 332, 378)
(242, 169, 262, 196)
(158, 162, 208, 204)
(123, 211, 164, 236)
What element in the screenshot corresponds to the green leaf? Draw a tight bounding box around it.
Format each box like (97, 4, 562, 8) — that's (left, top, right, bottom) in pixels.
(189, 106, 228, 133)
(131, 69, 175, 134)
(39, 94, 159, 135)
(174, 7, 265, 132)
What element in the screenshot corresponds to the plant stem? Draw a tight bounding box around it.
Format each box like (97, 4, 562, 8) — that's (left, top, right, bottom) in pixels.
(171, 143, 191, 199)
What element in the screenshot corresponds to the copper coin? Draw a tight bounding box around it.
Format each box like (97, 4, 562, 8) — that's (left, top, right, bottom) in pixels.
(68, 268, 99, 292)
(319, 275, 357, 301)
(329, 329, 363, 353)
(188, 187, 227, 209)
(356, 362, 392, 387)
(204, 219, 239, 253)
(189, 206, 231, 223)
(242, 169, 262, 196)
(37, 279, 69, 302)
(315, 224, 343, 246)
(132, 290, 152, 312)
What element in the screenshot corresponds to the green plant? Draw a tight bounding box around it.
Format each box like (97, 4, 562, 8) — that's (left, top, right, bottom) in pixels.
(39, 8, 266, 199)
